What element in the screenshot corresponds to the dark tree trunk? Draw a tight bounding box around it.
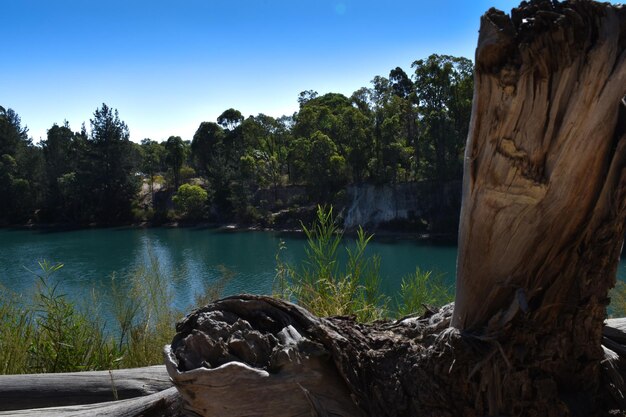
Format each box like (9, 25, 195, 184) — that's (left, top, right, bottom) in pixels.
(163, 2, 626, 417)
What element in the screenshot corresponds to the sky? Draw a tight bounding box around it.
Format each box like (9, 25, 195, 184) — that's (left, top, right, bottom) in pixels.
(1, 0, 522, 143)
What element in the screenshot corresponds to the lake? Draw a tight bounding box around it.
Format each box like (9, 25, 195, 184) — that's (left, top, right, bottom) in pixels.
(0, 227, 457, 314)
(1, 227, 624, 319)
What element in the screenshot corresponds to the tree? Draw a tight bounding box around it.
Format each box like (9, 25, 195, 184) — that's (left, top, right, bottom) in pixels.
(412, 55, 473, 182)
(0, 106, 43, 223)
(217, 108, 244, 131)
(190, 121, 235, 216)
(41, 122, 83, 220)
(140, 139, 165, 203)
(239, 114, 290, 202)
(162, 2, 626, 417)
(297, 90, 318, 106)
(191, 122, 224, 177)
(86, 104, 139, 222)
(164, 136, 186, 190)
(389, 67, 419, 177)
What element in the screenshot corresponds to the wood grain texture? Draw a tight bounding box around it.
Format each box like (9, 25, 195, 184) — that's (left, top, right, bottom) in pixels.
(451, 1, 626, 413)
(0, 365, 171, 411)
(0, 387, 180, 417)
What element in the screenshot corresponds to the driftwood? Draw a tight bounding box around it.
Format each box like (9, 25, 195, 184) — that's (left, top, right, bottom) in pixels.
(166, 295, 463, 417)
(0, 387, 180, 417)
(165, 296, 626, 417)
(0, 365, 171, 411)
(164, 2, 626, 417)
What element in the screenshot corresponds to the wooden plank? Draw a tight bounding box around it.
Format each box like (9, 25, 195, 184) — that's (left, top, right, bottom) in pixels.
(0, 387, 180, 417)
(0, 365, 171, 411)
(606, 318, 626, 345)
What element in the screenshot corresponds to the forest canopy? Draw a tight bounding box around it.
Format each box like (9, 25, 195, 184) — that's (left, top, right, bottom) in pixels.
(0, 54, 472, 226)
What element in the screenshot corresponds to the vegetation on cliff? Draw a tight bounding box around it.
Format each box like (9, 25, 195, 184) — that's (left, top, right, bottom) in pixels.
(0, 54, 472, 229)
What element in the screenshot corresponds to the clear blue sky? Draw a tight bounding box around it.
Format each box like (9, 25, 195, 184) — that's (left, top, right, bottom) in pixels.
(1, 0, 521, 143)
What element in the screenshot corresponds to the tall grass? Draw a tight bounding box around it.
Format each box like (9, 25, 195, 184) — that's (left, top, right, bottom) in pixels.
(0, 254, 226, 375)
(395, 268, 454, 317)
(1, 207, 454, 374)
(275, 206, 454, 322)
(275, 206, 388, 322)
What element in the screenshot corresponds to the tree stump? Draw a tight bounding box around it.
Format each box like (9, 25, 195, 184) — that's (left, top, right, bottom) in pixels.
(165, 1, 626, 416)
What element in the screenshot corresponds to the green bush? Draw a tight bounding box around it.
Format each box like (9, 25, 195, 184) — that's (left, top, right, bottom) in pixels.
(395, 268, 454, 317)
(275, 206, 388, 322)
(179, 165, 196, 181)
(172, 184, 208, 220)
(274, 206, 454, 322)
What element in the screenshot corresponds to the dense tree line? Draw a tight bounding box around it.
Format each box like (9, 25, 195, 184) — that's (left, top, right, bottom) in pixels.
(0, 54, 472, 226)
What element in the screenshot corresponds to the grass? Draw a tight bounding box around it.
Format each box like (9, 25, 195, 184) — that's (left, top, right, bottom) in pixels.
(0, 254, 227, 375)
(275, 206, 454, 322)
(0, 206, 454, 374)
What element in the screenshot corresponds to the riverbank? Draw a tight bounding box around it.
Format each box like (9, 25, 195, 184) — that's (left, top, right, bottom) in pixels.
(2, 217, 457, 243)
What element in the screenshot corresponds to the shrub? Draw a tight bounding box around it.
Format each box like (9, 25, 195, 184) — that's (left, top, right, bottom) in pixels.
(395, 268, 454, 317)
(172, 184, 208, 220)
(179, 165, 196, 181)
(274, 206, 388, 322)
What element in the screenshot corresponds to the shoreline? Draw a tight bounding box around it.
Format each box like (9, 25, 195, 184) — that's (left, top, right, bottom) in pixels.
(2, 220, 458, 244)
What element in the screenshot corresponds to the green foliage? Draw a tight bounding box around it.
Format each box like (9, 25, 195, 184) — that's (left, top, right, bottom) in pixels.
(173, 184, 208, 220)
(275, 206, 387, 322)
(0, 261, 120, 374)
(275, 206, 454, 322)
(28, 261, 119, 372)
(609, 281, 626, 318)
(395, 268, 454, 317)
(0, 254, 227, 374)
(412, 55, 473, 181)
(87, 104, 140, 222)
(165, 136, 188, 189)
(111, 252, 179, 367)
(0, 289, 35, 374)
(179, 165, 196, 181)
(0, 53, 474, 226)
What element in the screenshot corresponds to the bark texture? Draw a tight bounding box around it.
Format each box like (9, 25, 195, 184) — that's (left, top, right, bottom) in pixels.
(451, 0, 626, 414)
(166, 295, 473, 417)
(166, 295, 626, 417)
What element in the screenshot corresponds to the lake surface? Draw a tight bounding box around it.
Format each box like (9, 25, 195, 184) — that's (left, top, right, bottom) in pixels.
(0, 227, 457, 314)
(1, 227, 625, 319)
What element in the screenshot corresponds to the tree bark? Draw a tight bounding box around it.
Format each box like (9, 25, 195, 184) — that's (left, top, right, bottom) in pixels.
(452, 0, 626, 414)
(164, 2, 626, 417)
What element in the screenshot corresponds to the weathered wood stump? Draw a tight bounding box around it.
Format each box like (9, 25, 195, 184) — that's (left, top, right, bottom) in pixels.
(165, 1, 626, 416)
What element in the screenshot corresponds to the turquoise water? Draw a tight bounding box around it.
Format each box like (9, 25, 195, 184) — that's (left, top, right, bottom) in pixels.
(1, 227, 624, 319)
(0, 227, 457, 314)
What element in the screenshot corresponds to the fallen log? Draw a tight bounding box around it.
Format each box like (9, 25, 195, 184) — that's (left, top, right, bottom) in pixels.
(0, 365, 171, 411)
(0, 386, 180, 417)
(165, 296, 483, 417)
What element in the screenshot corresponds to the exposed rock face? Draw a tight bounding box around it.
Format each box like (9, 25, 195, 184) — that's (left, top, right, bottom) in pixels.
(343, 181, 461, 234)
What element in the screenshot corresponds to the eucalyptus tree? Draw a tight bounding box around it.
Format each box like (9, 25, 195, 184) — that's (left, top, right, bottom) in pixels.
(164, 136, 187, 190)
(0, 106, 43, 223)
(140, 139, 166, 202)
(412, 54, 473, 182)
